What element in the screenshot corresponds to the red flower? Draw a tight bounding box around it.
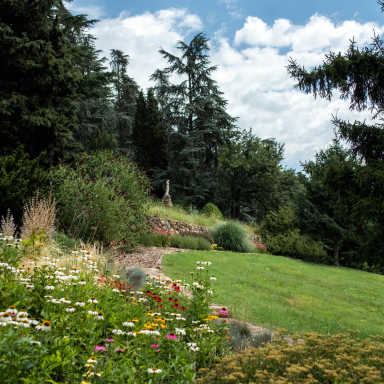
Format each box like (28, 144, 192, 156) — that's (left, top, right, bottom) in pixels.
(156, 298, 162, 303)
(180, 306, 186, 311)
(145, 290, 152, 295)
(173, 304, 179, 309)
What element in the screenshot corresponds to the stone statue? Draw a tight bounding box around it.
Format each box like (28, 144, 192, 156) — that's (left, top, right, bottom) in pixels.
(163, 179, 172, 207)
(165, 180, 170, 195)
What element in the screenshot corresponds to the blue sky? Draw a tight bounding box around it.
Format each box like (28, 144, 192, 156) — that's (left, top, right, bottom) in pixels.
(67, 0, 384, 170)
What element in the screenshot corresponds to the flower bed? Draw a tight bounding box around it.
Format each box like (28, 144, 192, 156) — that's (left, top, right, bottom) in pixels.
(0, 239, 229, 383)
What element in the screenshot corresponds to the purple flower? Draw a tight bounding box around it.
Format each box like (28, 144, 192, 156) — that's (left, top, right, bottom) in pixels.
(218, 309, 229, 317)
(106, 338, 115, 343)
(166, 333, 177, 340)
(150, 344, 160, 348)
(94, 345, 106, 351)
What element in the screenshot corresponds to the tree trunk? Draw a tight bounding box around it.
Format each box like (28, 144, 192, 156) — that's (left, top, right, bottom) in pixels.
(333, 239, 339, 267)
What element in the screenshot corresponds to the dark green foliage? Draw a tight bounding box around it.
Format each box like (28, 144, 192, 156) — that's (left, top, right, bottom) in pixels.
(150, 32, 238, 206)
(217, 129, 299, 221)
(201, 203, 224, 220)
(209, 221, 254, 253)
(50, 150, 151, 245)
(132, 89, 168, 179)
(0, 0, 79, 162)
(258, 207, 329, 263)
(170, 234, 212, 251)
(0, 147, 49, 226)
(110, 49, 139, 153)
(91, 128, 117, 150)
(287, 2, 384, 269)
(295, 139, 359, 266)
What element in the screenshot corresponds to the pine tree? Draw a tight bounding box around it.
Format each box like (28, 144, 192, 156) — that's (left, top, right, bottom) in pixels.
(110, 49, 139, 153)
(132, 89, 168, 193)
(0, 0, 80, 162)
(287, 1, 384, 269)
(150, 32, 237, 205)
(58, 9, 117, 155)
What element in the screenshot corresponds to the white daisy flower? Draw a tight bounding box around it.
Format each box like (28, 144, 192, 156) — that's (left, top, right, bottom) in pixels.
(26, 283, 34, 289)
(87, 297, 98, 304)
(122, 321, 134, 327)
(196, 266, 204, 270)
(31, 340, 41, 345)
(45, 284, 55, 290)
(87, 357, 97, 364)
(79, 279, 86, 285)
(66, 306, 75, 313)
(112, 274, 120, 278)
(112, 289, 119, 293)
(41, 321, 52, 331)
(210, 276, 217, 281)
(175, 328, 186, 335)
(147, 368, 162, 374)
(88, 309, 98, 316)
(112, 328, 124, 335)
(97, 312, 104, 320)
(74, 300, 85, 307)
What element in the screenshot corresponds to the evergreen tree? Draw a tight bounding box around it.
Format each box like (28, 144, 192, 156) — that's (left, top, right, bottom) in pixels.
(0, 0, 80, 162)
(217, 129, 297, 220)
(150, 32, 238, 205)
(287, 1, 384, 258)
(110, 49, 139, 153)
(0, 147, 49, 225)
(132, 89, 168, 196)
(294, 140, 359, 266)
(57, 9, 117, 155)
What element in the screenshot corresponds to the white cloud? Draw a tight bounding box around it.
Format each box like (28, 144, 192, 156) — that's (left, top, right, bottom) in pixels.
(210, 14, 384, 168)
(89, 8, 383, 169)
(67, 1, 105, 19)
(90, 8, 202, 90)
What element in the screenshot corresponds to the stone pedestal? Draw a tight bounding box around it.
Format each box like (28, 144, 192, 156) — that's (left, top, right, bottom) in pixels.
(162, 194, 173, 207)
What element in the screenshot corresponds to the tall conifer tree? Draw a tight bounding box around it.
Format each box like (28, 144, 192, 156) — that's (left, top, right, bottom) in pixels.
(150, 32, 237, 205)
(0, 0, 79, 162)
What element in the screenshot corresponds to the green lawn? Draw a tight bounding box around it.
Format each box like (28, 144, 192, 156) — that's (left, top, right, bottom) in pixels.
(162, 251, 384, 339)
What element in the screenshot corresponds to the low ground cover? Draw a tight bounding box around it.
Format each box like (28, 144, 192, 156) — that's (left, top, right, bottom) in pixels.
(162, 251, 384, 339)
(0, 238, 229, 383)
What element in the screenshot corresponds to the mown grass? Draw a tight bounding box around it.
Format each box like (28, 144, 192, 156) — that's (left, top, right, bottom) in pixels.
(162, 251, 384, 339)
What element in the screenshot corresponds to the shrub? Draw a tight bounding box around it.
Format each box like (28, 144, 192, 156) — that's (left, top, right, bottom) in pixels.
(50, 150, 151, 246)
(209, 221, 254, 253)
(0, 209, 17, 238)
(197, 331, 384, 383)
(138, 227, 172, 247)
(258, 207, 329, 263)
(0, 146, 49, 226)
(201, 203, 224, 220)
(191, 232, 214, 244)
(170, 234, 212, 251)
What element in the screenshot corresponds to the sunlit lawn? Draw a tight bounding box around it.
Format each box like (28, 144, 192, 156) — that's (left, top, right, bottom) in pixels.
(163, 251, 384, 339)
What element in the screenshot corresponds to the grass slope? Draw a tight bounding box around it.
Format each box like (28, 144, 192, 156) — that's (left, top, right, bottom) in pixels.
(163, 251, 384, 339)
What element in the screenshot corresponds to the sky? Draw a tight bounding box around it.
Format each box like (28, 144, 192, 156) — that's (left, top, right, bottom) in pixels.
(66, 0, 384, 171)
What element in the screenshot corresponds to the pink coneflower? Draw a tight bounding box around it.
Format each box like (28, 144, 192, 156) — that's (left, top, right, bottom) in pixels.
(150, 344, 160, 348)
(218, 307, 229, 317)
(106, 338, 115, 343)
(166, 333, 177, 340)
(93, 344, 106, 352)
